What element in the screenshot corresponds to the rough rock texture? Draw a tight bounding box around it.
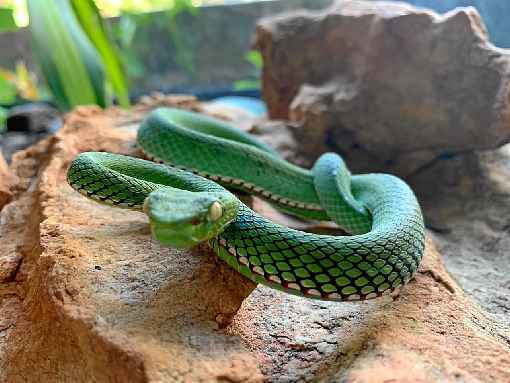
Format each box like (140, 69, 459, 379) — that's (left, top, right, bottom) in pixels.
(409, 147, 510, 325)
(255, 0, 510, 176)
(1, 100, 509, 382)
(0, 152, 17, 209)
(1, 99, 261, 383)
(0, 152, 22, 283)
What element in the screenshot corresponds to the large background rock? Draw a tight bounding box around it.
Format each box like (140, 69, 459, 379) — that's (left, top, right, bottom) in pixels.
(256, 0, 510, 176)
(382, 0, 510, 48)
(1, 101, 509, 382)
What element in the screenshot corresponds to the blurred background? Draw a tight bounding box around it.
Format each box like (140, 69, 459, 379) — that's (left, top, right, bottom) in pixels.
(0, 0, 508, 159)
(0, 0, 329, 111)
(2, 3, 510, 381)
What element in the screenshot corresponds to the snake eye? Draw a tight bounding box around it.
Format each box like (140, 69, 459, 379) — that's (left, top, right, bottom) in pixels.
(207, 201, 223, 222)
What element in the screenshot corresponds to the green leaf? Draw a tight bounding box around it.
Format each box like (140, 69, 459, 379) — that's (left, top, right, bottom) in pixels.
(116, 13, 137, 49)
(111, 13, 145, 79)
(234, 50, 263, 91)
(0, 106, 7, 133)
(166, 0, 198, 20)
(0, 73, 17, 105)
(165, 0, 198, 75)
(233, 79, 260, 91)
(27, 0, 107, 110)
(245, 51, 263, 69)
(71, 0, 130, 107)
(0, 8, 17, 32)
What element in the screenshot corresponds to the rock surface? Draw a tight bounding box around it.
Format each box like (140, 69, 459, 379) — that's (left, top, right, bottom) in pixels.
(255, 0, 510, 176)
(1, 100, 509, 382)
(409, 146, 510, 325)
(0, 152, 17, 210)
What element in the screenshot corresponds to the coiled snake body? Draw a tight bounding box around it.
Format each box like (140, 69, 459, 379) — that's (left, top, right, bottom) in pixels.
(67, 108, 425, 301)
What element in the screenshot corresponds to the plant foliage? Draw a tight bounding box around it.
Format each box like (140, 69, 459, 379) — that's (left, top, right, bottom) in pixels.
(71, 0, 129, 107)
(234, 51, 263, 91)
(0, 62, 41, 104)
(0, 7, 17, 32)
(0, 106, 7, 133)
(27, 0, 107, 110)
(27, 0, 129, 110)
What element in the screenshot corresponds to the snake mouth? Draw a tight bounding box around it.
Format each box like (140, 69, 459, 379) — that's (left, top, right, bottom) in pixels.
(149, 220, 206, 248)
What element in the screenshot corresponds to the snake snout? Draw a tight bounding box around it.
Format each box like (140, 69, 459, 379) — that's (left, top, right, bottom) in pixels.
(142, 189, 235, 249)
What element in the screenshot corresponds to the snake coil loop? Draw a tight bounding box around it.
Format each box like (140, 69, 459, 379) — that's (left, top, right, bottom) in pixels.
(67, 107, 425, 301)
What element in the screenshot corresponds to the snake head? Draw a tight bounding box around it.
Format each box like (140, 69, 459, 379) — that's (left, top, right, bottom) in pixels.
(144, 188, 239, 248)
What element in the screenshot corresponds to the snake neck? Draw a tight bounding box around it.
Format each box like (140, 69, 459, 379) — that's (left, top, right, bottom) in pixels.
(141, 148, 328, 219)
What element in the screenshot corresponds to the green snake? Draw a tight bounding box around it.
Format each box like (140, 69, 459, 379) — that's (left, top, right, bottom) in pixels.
(67, 107, 425, 301)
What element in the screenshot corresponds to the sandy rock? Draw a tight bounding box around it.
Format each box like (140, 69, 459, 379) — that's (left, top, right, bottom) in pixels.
(409, 145, 510, 326)
(232, 239, 510, 382)
(0, 152, 18, 210)
(1, 99, 261, 383)
(1, 101, 509, 382)
(0, 151, 23, 284)
(256, 0, 510, 176)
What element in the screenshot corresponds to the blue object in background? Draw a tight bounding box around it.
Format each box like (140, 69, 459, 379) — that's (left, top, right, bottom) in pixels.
(394, 0, 509, 48)
(208, 96, 267, 118)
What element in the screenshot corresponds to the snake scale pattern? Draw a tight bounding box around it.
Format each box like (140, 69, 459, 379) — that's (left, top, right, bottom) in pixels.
(67, 107, 425, 301)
